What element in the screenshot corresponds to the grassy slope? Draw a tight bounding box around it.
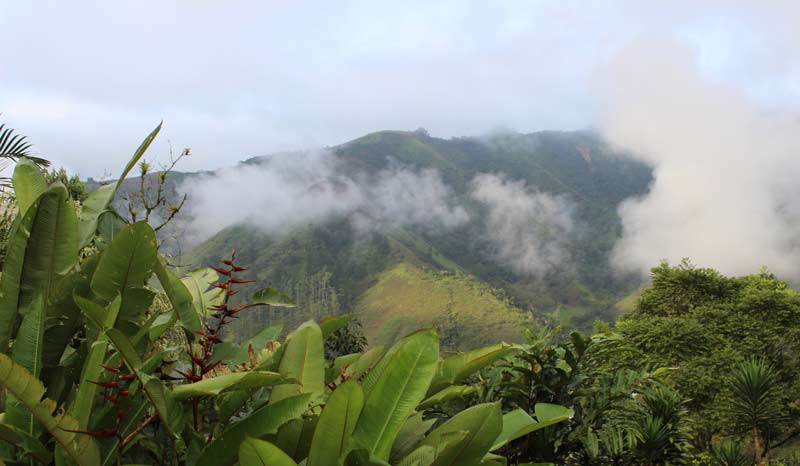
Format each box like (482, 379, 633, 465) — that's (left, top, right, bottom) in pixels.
(356, 262, 531, 350)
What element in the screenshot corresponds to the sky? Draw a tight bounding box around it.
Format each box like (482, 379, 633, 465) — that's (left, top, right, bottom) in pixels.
(2, 1, 798, 177)
(5, 1, 800, 279)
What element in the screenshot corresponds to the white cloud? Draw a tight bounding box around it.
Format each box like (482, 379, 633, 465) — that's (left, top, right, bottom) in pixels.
(595, 40, 800, 278)
(471, 173, 573, 277)
(179, 150, 468, 242)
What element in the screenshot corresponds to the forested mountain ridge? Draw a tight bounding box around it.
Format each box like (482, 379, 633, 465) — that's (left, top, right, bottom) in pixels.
(182, 129, 653, 345)
(6, 122, 798, 465)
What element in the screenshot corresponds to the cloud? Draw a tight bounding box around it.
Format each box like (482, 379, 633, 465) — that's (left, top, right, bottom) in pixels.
(595, 40, 800, 279)
(471, 173, 573, 277)
(179, 150, 468, 243)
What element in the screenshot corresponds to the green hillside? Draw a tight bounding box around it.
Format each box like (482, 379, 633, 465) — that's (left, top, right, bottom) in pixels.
(140, 129, 652, 344)
(356, 262, 531, 350)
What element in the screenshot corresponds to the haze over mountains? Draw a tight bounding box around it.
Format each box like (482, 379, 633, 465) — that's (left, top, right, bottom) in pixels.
(102, 128, 651, 345)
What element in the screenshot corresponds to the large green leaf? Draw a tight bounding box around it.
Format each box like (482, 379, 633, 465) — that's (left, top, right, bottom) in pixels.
(181, 267, 225, 318)
(90, 221, 157, 303)
(307, 381, 364, 466)
(420, 402, 503, 466)
(239, 437, 299, 466)
(69, 295, 121, 429)
(270, 321, 325, 404)
(154, 258, 202, 334)
(171, 371, 289, 400)
(0, 184, 78, 353)
(252, 287, 296, 307)
(105, 328, 143, 369)
(345, 449, 393, 466)
(418, 385, 477, 410)
(489, 404, 573, 452)
(0, 353, 100, 465)
(344, 346, 384, 381)
(41, 255, 98, 378)
(5, 294, 46, 434)
(0, 205, 36, 353)
(0, 415, 51, 464)
(320, 314, 354, 339)
(428, 343, 516, 396)
(352, 329, 439, 460)
(398, 431, 468, 466)
(283, 415, 319, 462)
(247, 324, 284, 351)
(390, 412, 436, 463)
(215, 325, 284, 366)
(196, 393, 311, 466)
(96, 209, 128, 244)
(11, 158, 46, 217)
(396, 445, 435, 466)
(78, 122, 161, 247)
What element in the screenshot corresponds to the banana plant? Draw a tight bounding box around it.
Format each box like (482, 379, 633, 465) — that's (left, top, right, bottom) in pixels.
(227, 326, 572, 466)
(0, 127, 296, 465)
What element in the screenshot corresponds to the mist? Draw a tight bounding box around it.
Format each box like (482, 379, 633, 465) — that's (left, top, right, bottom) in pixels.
(471, 173, 574, 277)
(597, 40, 800, 279)
(179, 151, 468, 243)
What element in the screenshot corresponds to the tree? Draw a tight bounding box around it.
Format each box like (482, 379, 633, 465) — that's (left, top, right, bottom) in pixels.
(45, 167, 88, 201)
(119, 147, 189, 232)
(616, 260, 800, 450)
(725, 358, 784, 465)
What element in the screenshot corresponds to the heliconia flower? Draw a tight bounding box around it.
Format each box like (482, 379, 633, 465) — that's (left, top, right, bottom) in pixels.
(232, 265, 249, 272)
(118, 390, 130, 396)
(227, 289, 239, 296)
(101, 393, 119, 403)
(209, 304, 228, 311)
(229, 277, 255, 284)
(222, 259, 234, 266)
(90, 380, 119, 388)
(211, 282, 228, 289)
(229, 304, 254, 314)
(177, 369, 201, 382)
(101, 364, 120, 373)
(211, 266, 231, 276)
(117, 373, 137, 380)
(202, 360, 222, 374)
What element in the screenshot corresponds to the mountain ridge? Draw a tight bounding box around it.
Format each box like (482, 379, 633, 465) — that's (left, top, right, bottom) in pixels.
(91, 128, 654, 346)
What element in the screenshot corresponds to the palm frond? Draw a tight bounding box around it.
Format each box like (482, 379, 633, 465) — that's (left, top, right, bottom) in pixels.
(0, 122, 50, 189)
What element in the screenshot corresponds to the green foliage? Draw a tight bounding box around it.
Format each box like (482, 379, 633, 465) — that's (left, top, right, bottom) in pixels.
(618, 260, 800, 450)
(0, 353, 100, 465)
(45, 167, 88, 201)
(709, 439, 754, 466)
(325, 315, 369, 359)
(3, 124, 796, 465)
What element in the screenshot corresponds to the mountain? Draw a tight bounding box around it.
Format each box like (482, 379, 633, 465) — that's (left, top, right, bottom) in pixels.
(97, 129, 653, 348)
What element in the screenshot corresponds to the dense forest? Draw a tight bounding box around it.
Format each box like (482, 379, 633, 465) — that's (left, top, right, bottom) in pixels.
(0, 123, 798, 466)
